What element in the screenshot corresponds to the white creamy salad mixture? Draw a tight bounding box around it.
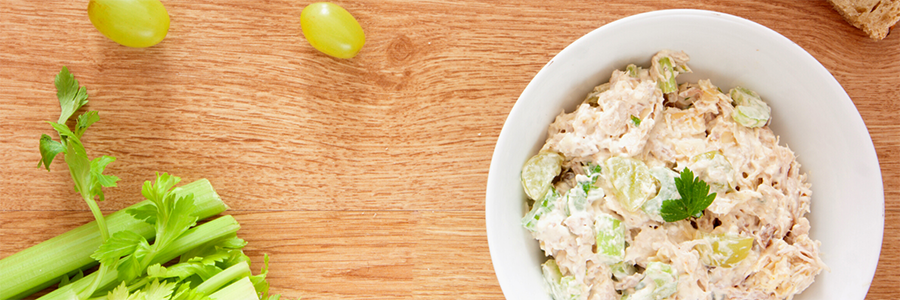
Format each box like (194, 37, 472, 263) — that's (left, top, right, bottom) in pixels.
(520, 50, 825, 300)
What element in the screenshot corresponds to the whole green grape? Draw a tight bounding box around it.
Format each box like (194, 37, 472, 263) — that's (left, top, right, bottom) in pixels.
(88, 0, 170, 48)
(300, 2, 366, 59)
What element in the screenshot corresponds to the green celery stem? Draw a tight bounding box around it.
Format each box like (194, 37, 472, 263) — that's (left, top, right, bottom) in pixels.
(209, 277, 259, 300)
(0, 179, 228, 300)
(196, 261, 252, 295)
(37, 215, 242, 300)
(83, 196, 110, 242)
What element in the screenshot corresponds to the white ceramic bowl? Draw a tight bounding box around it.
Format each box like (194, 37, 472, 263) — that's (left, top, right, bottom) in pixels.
(485, 9, 884, 300)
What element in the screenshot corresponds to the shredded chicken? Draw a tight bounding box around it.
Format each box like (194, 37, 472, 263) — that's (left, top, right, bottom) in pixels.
(525, 51, 825, 300)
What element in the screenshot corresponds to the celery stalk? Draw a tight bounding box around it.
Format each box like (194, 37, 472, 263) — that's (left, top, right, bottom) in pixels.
(196, 261, 252, 295)
(210, 277, 259, 300)
(37, 215, 241, 300)
(0, 179, 227, 300)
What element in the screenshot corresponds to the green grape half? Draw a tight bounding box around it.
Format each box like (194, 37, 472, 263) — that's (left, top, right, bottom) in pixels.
(695, 232, 754, 268)
(88, 0, 170, 48)
(300, 2, 366, 59)
(690, 150, 735, 194)
(521, 151, 564, 201)
(605, 157, 657, 212)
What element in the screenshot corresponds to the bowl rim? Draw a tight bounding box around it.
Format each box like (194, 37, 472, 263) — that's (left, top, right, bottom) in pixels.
(485, 8, 884, 300)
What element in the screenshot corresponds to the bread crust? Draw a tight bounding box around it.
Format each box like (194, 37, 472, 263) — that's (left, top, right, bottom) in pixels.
(827, 0, 900, 40)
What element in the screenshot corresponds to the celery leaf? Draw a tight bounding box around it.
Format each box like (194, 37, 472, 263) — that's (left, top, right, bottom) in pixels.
(128, 203, 160, 225)
(92, 231, 146, 265)
(115, 173, 201, 282)
(90, 155, 120, 201)
(54, 66, 89, 124)
(107, 282, 135, 300)
(251, 254, 273, 299)
(142, 279, 177, 300)
(75, 111, 99, 138)
(38, 134, 66, 170)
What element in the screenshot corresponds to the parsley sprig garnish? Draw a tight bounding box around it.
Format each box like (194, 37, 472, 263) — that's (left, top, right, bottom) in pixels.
(660, 168, 717, 222)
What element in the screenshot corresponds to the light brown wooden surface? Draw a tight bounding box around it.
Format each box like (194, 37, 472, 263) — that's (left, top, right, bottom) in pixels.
(1, 0, 898, 299)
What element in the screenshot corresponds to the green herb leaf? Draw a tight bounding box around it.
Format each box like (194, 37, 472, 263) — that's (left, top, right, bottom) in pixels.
(251, 254, 273, 299)
(660, 168, 717, 222)
(171, 284, 212, 300)
(90, 155, 120, 201)
(54, 66, 89, 124)
(49, 121, 78, 140)
(117, 239, 152, 281)
(92, 231, 146, 265)
(38, 134, 66, 170)
(157, 193, 199, 249)
(129, 203, 160, 225)
(107, 282, 135, 300)
(75, 110, 99, 138)
(630, 115, 642, 126)
(142, 279, 178, 300)
(63, 139, 93, 198)
(115, 173, 201, 282)
(147, 264, 168, 278)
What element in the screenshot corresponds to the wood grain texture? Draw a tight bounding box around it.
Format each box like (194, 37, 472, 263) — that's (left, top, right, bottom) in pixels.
(1, 0, 898, 299)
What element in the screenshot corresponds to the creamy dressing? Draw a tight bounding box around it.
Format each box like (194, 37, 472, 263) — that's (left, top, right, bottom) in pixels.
(525, 51, 825, 300)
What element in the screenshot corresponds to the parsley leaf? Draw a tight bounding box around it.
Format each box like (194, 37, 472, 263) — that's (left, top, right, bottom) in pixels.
(630, 115, 642, 126)
(660, 168, 717, 222)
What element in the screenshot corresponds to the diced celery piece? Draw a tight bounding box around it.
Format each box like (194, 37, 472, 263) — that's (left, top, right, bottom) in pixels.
(656, 57, 678, 93)
(695, 232, 754, 268)
(631, 262, 678, 300)
(522, 188, 560, 232)
(610, 261, 637, 281)
(541, 259, 586, 300)
(605, 157, 658, 212)
(594, 213, 626, 263)
(690, 151, 734, 194)
(584, 83, 610, 105)
(651, 51, 691, 94)
(730, 86, 771, 128)
(521, 151, 564, 201)
(642, 167, 680, 221)
(626, 64, 641, 78)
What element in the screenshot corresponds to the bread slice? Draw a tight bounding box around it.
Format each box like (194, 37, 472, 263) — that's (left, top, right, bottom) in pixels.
(827, 0, 900, 40)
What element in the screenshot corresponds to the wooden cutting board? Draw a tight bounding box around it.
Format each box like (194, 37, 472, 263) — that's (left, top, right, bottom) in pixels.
(1, 0, 898, 299)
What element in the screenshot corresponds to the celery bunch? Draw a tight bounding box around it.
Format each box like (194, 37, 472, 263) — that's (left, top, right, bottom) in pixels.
(0, 68, 284, 300)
